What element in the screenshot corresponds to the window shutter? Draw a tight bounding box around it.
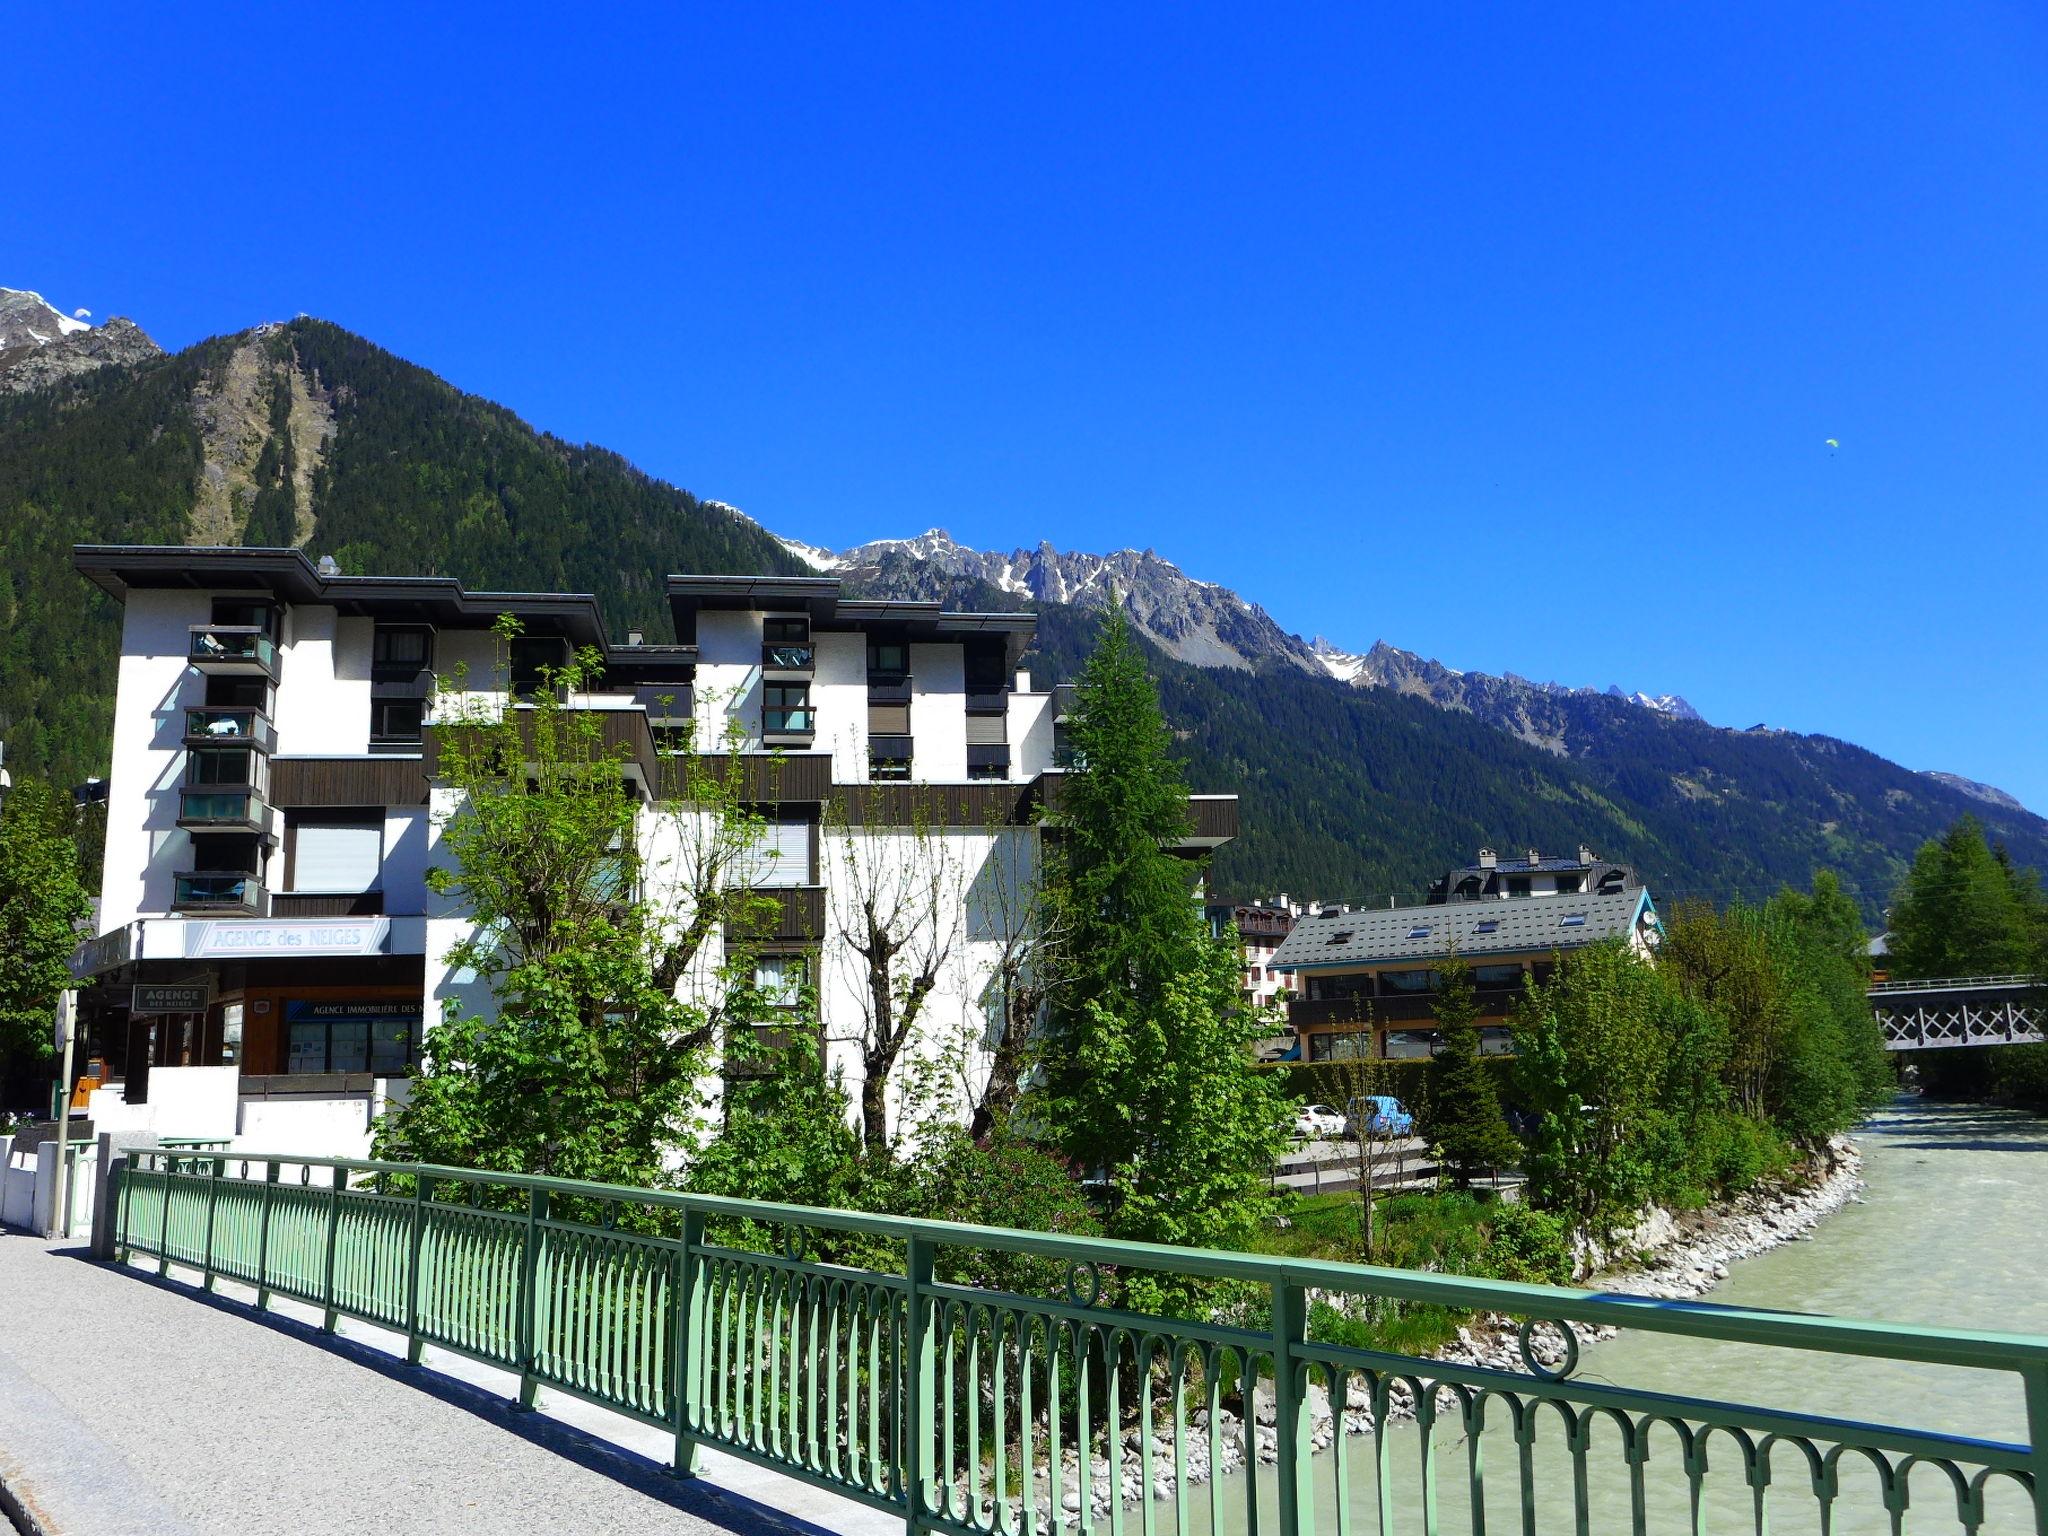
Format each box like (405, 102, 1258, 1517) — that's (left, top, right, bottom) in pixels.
(737, 820, 813, 887)
(868, 702, 910, 735)
(965, 714, 1007, 746)
(292, 821, 383, 891)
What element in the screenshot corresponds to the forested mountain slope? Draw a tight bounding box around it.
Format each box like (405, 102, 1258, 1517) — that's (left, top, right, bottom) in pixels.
(2, 304, 2041, 916)
(0, 318, 801, 787)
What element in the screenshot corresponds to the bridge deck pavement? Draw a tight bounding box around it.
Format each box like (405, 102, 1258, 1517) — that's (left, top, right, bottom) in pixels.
(0, 1230, 897, 1536)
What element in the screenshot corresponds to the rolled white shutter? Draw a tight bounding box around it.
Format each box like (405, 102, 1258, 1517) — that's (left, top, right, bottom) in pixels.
(739, 820, 813, 887)
(293, 821, 383, 891)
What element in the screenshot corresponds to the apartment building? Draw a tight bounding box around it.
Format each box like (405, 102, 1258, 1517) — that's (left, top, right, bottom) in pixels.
(1271, 883, 1661, 1062)
(1426, 845, 1642, 904)
(68, 546, 1238, 1144)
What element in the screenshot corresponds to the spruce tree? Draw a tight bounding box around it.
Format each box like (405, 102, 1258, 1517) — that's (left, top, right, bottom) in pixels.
(1422, 951, 1520, 1188)
(1035, 603, 1290, 1249)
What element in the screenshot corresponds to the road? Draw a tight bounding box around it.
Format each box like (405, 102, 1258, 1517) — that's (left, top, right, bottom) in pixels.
(0, 1231, 896, 1536)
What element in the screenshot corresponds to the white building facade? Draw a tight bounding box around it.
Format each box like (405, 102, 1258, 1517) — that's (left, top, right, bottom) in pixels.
(70, 548, 1236, 1151)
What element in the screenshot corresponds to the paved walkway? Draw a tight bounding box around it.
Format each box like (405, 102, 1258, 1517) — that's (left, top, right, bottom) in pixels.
(0, 1230, 895, 1536)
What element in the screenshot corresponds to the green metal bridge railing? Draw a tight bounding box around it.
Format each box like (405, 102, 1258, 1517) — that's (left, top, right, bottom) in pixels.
(112, 1149, 2047, 1535)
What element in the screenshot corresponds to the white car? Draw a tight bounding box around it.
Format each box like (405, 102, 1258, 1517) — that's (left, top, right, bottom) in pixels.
(1291, 1103, 1347, 1140)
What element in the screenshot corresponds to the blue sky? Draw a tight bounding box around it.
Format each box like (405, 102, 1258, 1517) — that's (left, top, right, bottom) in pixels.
(8, 4, 2046, 808)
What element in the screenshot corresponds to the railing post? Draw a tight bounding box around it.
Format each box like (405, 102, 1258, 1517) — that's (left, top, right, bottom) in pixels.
(255, 1161, 279, 1311)
(670, 1206, 706, 1478)
(903, 1232, 936, 1533)
(321, 1164, 344, 1331)
(201, 1156, 224, 1291)
(157, 1155, 173, 1276)
(515, 1187, 548, 1409)
(2023, 1361, 2048, 1536)
(1273, 1273, 1313, 1536)
(405, 1170, 428, 1365)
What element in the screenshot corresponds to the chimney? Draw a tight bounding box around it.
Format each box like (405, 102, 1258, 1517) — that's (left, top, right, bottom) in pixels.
(1527, 848, 1542, 868)
(1015, 668, 1032, 692)
(1578, 844, 1596, 866)
(1477, 847, 1497, 869)
(315, 554, 340, 576)
(626, 630, 645, 647)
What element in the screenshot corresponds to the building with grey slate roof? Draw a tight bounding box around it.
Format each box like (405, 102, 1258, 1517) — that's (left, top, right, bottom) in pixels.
(1271, 885, 1661, 1062)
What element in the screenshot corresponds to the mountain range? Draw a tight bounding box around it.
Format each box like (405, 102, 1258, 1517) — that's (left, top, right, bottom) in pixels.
(1, 287, 2041, 914)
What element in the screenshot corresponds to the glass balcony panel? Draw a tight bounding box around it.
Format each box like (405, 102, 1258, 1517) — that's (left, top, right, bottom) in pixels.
(188, 627, 277, 671)
(172, 872, 260, 911)
(183, 708, 274, 751)
(178, 790, 267, 827)
(763, 644, 816, 671)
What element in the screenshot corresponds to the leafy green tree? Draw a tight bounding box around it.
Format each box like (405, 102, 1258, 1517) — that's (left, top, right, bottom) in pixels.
(1034, 603, 1290, 1249)
(376, 621, 771, 1186)
(0, 779, 90, 1108)
(1421, 952, 1520, 1188)
(1887, 817, 2044, 979)
(1512, 939, 1669, 1245)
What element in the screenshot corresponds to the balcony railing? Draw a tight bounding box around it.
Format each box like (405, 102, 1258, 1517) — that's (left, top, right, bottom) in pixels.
(965, 687, 1008, 715)
(182, 708, 275, 753)
(176, 789, 271, 835)
(170, 871, 264, 914)
(865, 673, 912, 704)
(187, 626, 278, 678)
(761, 643, 816, 673)
(115, 1150, 2048, 1536)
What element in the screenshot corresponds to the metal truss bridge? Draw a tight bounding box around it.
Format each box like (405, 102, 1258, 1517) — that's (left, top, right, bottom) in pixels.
(1869, 974, 2045, 1051)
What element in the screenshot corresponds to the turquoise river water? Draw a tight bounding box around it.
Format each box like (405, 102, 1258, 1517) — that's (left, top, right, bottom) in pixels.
(1198, 1095, 2048, 1535)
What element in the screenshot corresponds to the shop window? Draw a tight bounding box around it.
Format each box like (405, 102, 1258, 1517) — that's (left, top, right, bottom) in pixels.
(286, 1000, 422, 1074)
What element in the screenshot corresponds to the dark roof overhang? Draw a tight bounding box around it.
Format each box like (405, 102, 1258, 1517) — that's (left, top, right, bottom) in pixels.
(74, 545, 613, 650)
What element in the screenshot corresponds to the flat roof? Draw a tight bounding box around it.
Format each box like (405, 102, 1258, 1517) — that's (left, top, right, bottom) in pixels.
(75, 545, 629, 650)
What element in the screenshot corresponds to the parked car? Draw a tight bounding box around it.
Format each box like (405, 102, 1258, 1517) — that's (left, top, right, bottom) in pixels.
(1290, 1103, 1347, 1140)
(1343, 1095, 1415, 1139)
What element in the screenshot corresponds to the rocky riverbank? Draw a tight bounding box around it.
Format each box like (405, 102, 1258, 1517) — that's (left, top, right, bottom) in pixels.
(1037, 1136, 1866, 1521)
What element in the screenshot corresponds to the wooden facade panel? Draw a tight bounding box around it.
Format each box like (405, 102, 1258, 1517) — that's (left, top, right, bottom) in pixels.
(724, 885, 828, 944)
(269, 756, 428, 807)
(827, 782, 1036, 827)
(697, 752, 833, 802)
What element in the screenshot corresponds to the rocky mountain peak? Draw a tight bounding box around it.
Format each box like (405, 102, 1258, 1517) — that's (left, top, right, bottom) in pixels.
(0, 285, 162, 393)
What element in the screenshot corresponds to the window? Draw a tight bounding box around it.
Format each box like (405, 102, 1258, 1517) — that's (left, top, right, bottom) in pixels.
(735, 819, 813, 887)
(1455, 876, 1483, 900)
(1383, 1029, 1437, 1060)
(1474, 919, 1499, 935)
(509, 636, 568, 696)
(764, 683, 812, 734)
(753, 953, 808, 1008)
(285, 1001, 421, 1075)
(1326, 930, 1354, 946)
(1308, 974, 1374, 1001)
(372, 627, 431, 674)
(1406, 925, 1431, 939)
(867, 640, 908, 677)
(371, 698, 424, 744)
(870, 749, 912, 781)
(764, 615, 810, 643)
(187, 747, 258, 788)
(967, 761, 1006, 781)
(1472, 964, 1525, 988)
(1560, 913, 1588, 928)
(1556, 874, 1582, 895)
(205, 676, 269, 709)
(964, 644, 1007, 688)
(1507, 876, 1532, 897)
(291, 818, 383, 892)
(211, 598, 276, 636)
(1380, 969, 1436, 994)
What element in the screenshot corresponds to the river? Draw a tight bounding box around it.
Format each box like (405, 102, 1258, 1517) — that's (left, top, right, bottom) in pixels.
(1202, 1096, 2048, 1534)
